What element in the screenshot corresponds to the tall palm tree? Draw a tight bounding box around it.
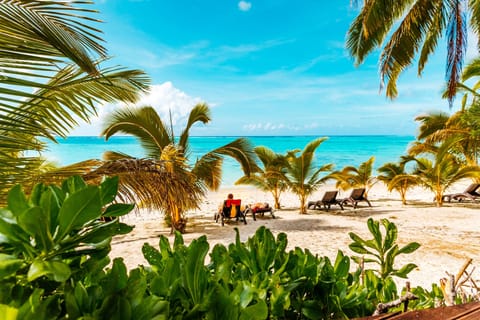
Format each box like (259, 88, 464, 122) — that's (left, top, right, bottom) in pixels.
(347, 0, 480, 103)
(284, 137, 333, 214)
(0, 1, 150, 200)
(377, 160, 417, 205)
(235, 146, 289, 209)
(331, 156, 377, 197)
(101, 104, 258, 232)
(397, 138, 480, 207)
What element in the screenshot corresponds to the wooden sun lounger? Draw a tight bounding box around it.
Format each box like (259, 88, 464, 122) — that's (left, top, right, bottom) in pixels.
(342, 188, 371, 209)
(307, 190, 344, 211)
(442, 183, 480, 202)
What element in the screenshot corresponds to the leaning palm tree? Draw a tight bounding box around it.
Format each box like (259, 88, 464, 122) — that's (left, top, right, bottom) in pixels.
(377, 160, 418, 205)
(284, 137, 333, 214)
(347, 0, 480, 102)
(101, 104, 258, 232)
(0, 1, 150, 200)
(235, 146, 289, 209)
(397, 139, 480, 207)
(330, 156, 377, 197)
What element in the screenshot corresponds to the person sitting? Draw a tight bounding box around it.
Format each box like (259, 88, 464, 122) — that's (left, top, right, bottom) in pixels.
(215, 193, 246, 225)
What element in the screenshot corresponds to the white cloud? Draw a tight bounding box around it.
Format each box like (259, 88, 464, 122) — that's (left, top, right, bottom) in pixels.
(238, 1, 252, 12)
(70, 82, 203, 135)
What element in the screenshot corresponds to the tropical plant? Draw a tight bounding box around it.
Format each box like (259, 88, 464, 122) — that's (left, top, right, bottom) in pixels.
(377, 160, 418, 205)
(0, 176, 440, 320)
(347, 0, 480, 102)
(284, 137, 333, 214)
(101, 104, 258, 232)
(235, 146, 289, 209)
(349, 218, 421, 303)
(331, 156, 377, 197)
(397, 139, 480, 206)
(0, 1, 149, 201)
(0, 175, 138, 318)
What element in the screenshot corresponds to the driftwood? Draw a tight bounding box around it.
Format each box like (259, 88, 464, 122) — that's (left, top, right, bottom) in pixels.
(372, 292, 418, 316)
(440, 258, 480, 306)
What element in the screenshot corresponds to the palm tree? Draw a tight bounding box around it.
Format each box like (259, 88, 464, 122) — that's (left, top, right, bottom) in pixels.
(101, 104, 258, 232)
(235, 146, 289, 209)
(377, 160, 417, 205)
(331, 156, 377, 197)
(397, 139, 480, 207)
(347, 0, 480, 102)
(0, 1, 149, 200)
(284, 137, 333, 214)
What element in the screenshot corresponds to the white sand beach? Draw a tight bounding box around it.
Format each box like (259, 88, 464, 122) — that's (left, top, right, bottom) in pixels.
(110, 181, 480, 290)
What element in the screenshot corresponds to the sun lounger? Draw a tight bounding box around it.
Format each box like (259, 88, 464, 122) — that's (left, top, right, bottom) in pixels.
(307, 190, 344, 211)
(215, 199, 247, 226)
(341, 188, 371, 209)
(442, 183, 480, 202)
(244, 202, 275, 220)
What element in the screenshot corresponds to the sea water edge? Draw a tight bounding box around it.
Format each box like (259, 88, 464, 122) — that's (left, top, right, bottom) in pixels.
(42, 135, 415, 187)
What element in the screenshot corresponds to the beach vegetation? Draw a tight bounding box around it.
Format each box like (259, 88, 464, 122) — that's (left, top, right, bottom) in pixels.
(377, 160, 418, 205)
(347, 0, 479, 103)
(396, 138, 480, 206)
(0, 176, 451, 319)
(101, 104, 258, 232)
(0, 1, 149, 202)
(331, 156, 377, 197)
(235, 146, 289, 209)
(284, 137, 333, 214)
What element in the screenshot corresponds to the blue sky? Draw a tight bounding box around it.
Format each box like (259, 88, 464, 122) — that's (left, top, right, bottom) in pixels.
(71, 1, 475, 136)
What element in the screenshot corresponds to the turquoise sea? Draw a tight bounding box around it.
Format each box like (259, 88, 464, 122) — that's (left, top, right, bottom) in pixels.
(44, 136, 415, 187)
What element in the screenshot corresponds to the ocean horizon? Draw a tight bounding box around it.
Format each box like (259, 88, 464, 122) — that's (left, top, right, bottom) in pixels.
(44, 135, 415, 187)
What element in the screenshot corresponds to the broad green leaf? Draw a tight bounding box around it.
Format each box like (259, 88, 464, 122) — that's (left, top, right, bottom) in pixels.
(102, 258, 128, 294)
(393, 263, 418, 278)
(100, 176, 119, 205)
(62, 175, 87, 194)
(29, 183, 46, 206)
(0, 254, 24, 278)
(142, 243, 163, 268)
(7, 185, 29, 216)
(367, 218, 383, 253)
(0, 304, 18, 320)
(397, 242, 421, 254)
(382, 219, 398, 251)
(240, 300, 268, 320)
(103, 203, 135, 217)
(333, 250, 350, 278)
(80, 221, 133, 244)
(183, 236, 209, 305)
(56, 186, 102, 240)
(39, 187, 61, 235)
(28, 260, 71, 282)
(348, 242, 372, 255)
(18, 206, 53, 251)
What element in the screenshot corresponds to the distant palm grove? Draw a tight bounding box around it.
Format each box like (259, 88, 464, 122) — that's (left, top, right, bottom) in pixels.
(1, 1, 480, 319)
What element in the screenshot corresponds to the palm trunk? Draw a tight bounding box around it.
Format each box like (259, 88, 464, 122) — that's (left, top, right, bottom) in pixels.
(273, 187, 281, 209)
(299, 193, 307, 214)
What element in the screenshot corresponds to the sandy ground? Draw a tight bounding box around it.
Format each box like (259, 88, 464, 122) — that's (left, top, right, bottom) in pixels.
(110, 181, 480, 290)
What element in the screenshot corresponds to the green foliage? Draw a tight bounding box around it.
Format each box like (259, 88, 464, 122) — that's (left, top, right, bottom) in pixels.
(0, 179, 439, 318)
(0, 176, 136, 319)
(349, 218, 421, 304)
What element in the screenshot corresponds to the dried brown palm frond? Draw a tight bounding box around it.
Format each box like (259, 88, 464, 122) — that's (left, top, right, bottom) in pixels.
(83, 157, 205, 216)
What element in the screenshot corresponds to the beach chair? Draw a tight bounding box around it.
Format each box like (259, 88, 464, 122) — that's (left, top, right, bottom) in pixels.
(442, 183, 480, 202)
(307, 190, 344, 211)
(342, 188, 371, 209)
(244, 202, 275, 220)
(215, 199, 247, 226)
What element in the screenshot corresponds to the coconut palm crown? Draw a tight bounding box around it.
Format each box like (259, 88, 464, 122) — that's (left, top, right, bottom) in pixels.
(284, 137, 333, 214)
(101, 103, 259, 232)
(235, 146, 289, 209)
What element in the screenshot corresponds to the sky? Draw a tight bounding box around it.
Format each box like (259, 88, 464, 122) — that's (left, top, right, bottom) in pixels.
(71, 0, 477, 136)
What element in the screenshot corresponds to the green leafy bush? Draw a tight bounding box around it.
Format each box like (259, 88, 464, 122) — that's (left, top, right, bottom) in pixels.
(0, 178, 441, 319)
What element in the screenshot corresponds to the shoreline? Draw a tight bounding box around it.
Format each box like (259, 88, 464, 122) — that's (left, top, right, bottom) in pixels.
(111, 181, 480, 290)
